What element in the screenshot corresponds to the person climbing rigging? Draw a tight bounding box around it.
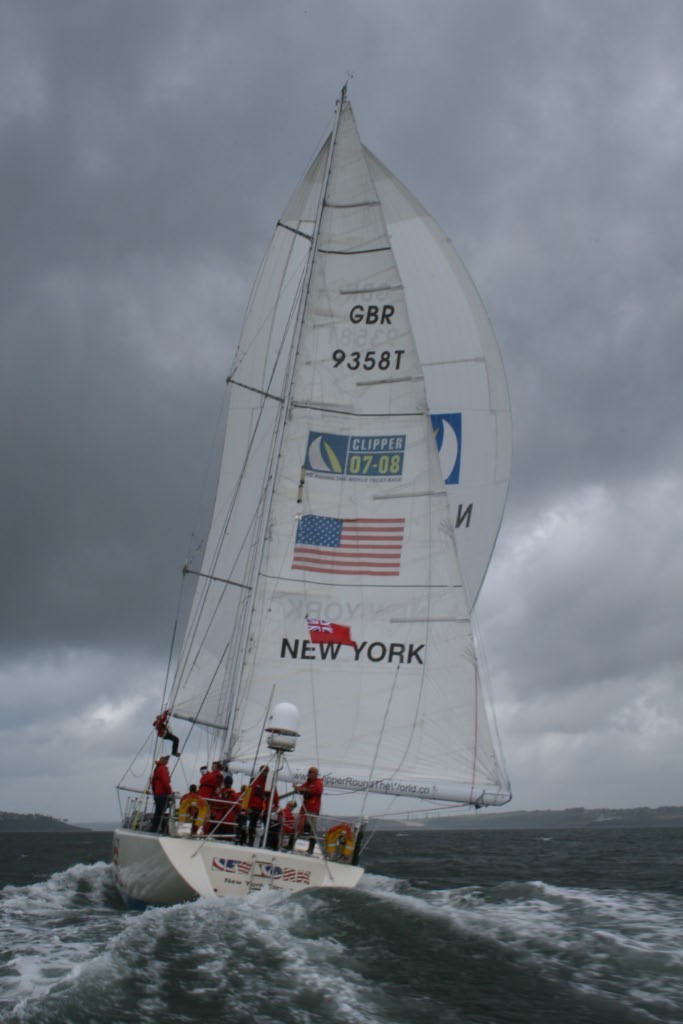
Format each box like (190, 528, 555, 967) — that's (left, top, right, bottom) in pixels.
(153, 709, 180, 757)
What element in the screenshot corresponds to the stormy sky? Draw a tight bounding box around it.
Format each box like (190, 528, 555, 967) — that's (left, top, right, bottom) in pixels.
(2, 0, 682, 822)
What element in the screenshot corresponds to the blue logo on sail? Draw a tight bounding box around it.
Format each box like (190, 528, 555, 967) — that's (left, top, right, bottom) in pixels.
(305, 432, 405, 478)
(431, 413, 461, 485)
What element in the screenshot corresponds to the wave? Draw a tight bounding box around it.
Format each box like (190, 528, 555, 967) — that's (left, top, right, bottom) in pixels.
(3, 862, 683, 1024)
(360, 873, 683, 1020)
(1, 860, 119, 1021)
(1, 865, 384, 1024)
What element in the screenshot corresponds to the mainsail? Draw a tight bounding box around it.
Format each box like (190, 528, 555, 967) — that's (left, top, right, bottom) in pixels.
(171, 91, 510, 809)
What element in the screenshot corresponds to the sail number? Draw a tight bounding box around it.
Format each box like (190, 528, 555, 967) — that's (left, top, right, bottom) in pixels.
(332, 349, 404, 371)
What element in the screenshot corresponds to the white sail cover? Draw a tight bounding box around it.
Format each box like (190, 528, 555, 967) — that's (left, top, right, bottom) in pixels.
(171, 94, 510, 808)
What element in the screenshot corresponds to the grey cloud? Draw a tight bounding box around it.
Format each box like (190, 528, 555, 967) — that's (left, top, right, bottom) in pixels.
(2, 0, 682, 817)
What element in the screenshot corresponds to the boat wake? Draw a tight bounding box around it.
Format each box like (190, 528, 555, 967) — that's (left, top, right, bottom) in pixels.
(361, 872, 683, 1021)
(0, 860, 119, 1022)
(3, 861, 682, 1024)
(1, 863, 382, 1024)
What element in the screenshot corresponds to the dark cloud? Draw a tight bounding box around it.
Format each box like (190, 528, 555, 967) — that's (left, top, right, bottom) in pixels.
(1, 0, 682, 819)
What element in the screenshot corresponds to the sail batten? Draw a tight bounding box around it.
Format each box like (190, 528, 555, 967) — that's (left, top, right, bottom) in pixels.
(291, 402, 425, 417)
(372, 489, 446, 499)
(356, 376, 423, 388)
(324, 200, 382, 209)
(389, 617, 469, 624)
(339, 285, 403, 294)
(317, 245, 393, 255)
(291, 401, 354, 413)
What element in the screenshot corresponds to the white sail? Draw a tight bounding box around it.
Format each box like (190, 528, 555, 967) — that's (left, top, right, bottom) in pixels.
(171, 93, 510, 808)
(366, 150, 512, 608)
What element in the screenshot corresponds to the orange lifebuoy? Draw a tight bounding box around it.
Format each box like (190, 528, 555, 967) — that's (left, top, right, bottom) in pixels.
(178, 794, 209, 830)
(324, 822, 356, 862)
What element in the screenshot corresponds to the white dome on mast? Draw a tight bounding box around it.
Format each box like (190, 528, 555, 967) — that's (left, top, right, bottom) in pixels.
(265, 702, 301, 751)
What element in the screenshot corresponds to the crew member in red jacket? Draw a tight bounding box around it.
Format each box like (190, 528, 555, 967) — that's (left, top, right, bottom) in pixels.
(150, 755, 173, 833)
(153, 709, 180, 757)
(245, 765, 279, 846)
(197, 761, 224, 799)
(278, 798, 297, 851)
(296, 766, 323, 854)
(209, 774, 240, 837)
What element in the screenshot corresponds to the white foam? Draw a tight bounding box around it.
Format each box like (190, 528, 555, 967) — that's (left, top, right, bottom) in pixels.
(4, 861, 682, 1023)
(144, 889, 386, 1023)
(1, 875, 388, 1024)
(0, 861, 118, 1015)
(361, 872, 683, 1015)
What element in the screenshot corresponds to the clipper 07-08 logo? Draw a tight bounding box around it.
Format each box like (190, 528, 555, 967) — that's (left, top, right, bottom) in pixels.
(304, 432, 405, 479)
(431, 413, 462, 485)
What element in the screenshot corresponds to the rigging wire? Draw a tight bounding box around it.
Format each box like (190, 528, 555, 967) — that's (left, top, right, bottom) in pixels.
(164, 100, 337, 754)
(171, 262, 308, 721)
(359, 663, 402, 821)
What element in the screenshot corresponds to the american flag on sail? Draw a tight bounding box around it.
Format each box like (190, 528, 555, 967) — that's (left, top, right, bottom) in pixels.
(292, 514, 405, 576)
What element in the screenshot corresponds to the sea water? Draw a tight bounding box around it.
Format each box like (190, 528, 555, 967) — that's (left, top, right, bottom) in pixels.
(1, 828, 682, 1023)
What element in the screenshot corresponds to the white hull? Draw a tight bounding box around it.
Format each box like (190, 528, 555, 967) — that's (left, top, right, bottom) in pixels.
(113, 828, 364, 907)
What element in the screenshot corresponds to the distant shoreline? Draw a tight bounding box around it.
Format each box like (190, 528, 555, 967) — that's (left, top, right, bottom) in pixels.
(0, 811, 91, 833)
(381, 805, 683, 830)
(2, 805, 683, 833)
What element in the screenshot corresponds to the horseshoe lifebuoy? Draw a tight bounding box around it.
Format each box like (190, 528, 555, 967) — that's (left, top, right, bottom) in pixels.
(324, 822, 356, 862)
(178, 794, 209, 830)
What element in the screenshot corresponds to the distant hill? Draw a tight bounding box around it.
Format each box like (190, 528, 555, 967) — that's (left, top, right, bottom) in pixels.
(3, 806, 682, 834)
(0, 811, 91, 833)
(389, 805, 683, 830)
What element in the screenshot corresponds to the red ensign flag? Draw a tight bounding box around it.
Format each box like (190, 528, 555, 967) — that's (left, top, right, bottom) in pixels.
(306, 617, 355, 646)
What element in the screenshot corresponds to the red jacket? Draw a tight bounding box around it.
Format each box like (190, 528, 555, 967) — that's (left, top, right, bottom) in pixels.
(298, 776, 323, 815)
(198, 769, 223, 799)
(279, 805, 295, 834)
(211, 787, 240, 823)
(246, 769, 269, 812)
(153, 711, 169, 736)
(151, 762, 172, 796)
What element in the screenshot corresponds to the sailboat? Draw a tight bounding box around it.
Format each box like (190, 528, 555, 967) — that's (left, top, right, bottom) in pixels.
(113, 86, 511, 907)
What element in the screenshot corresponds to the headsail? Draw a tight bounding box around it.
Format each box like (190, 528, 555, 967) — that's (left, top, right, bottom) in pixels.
(366, 150, 511, 608)
(171, 91, 510, 809)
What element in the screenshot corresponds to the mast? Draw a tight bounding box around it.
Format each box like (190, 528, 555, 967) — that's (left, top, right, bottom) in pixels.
(278, 84, 347, 423)
(223, 87, 349, 757)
